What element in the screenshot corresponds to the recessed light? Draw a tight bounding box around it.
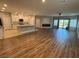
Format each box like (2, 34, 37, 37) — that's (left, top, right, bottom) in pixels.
(42, 0, 46, 3)
(4, 4, 7, 7)
(2, 7, 6, 10)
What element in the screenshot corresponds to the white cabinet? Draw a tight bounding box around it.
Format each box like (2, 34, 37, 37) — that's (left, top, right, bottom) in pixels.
(0, 12, 12, 30)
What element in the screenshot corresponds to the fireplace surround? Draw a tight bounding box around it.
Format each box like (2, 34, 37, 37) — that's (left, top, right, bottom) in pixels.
(42, 24, 50, 27)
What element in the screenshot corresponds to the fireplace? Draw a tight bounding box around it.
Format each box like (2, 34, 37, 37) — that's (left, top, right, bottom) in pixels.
(42, 24, 51, 27)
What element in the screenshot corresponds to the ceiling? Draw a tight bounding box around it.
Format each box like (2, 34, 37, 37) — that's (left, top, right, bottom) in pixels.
(0, 0, 79, 16)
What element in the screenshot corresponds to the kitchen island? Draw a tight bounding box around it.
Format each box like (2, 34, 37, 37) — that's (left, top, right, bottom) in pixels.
(16, 24, 36, 34)
(1, 24, 37, 39)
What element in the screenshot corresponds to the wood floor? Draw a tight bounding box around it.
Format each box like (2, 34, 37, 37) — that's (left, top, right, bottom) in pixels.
(0, 28, 79, 58)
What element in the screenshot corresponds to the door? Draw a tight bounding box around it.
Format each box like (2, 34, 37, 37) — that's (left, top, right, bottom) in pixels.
(59, 19, 69, 28)
(53, 19, 59, 28)
(53, 19, 69, 29)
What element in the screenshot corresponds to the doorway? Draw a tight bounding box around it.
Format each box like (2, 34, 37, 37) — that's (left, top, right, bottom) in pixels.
(59, 20, 69, 28)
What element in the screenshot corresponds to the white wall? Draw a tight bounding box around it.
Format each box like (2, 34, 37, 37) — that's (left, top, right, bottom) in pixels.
(36, 17, 53, 28)
(36, 18, 41, 28)
(41, 18, 51, 24)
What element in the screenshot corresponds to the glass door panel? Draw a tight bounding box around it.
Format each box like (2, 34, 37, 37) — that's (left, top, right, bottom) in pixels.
(70, 19, 77, 30)
(59, 19, 69, 28)
(59, 20, 64, 28)
(53, 20, 58, 28)
(70, 19, 77, 28)
(63, 20, 69, 28)
(54, 20, 58, 26)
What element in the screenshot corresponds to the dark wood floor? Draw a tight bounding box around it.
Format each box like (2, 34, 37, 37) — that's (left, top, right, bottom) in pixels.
(0, 28, 79, 58)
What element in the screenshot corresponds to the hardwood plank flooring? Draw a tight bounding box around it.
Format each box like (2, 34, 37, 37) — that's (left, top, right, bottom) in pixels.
(0, 28, 79, 58)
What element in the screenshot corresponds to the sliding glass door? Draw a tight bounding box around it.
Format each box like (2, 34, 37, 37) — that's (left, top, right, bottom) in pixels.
(53, 19, 69, 29)
(59, 20, 69, 28)
(53, 18, 77, 30)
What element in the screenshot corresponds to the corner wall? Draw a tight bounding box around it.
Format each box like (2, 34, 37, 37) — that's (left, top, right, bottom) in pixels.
(36, 16, 53, 28)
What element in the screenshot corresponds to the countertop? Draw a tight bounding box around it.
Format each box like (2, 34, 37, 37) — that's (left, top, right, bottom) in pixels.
(16, 24, 35, 27)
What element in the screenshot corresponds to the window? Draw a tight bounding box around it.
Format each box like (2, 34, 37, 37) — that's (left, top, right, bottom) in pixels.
(54, 20, 58, 26)
(70, 19, 77, 28)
